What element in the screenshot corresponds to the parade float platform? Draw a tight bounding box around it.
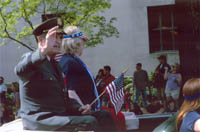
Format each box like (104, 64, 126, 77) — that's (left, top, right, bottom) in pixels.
(130, 112, 175, 132)
(0, 112, 175, 132)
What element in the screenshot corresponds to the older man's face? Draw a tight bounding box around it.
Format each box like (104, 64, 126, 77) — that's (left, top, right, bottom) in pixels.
(39, 26, 63, 57)
(49, 33, 63, 55)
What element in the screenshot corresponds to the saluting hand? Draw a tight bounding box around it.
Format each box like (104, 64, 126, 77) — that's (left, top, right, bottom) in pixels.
(39, 26, 60, 56)
(79, 104, 91, 115)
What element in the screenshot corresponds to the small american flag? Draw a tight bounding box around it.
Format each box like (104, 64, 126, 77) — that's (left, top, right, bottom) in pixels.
(105, 73, 125, 114)
(54, 53, 64, 62)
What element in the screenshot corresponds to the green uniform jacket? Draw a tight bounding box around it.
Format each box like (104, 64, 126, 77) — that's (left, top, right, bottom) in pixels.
(15, 49, 81, 131)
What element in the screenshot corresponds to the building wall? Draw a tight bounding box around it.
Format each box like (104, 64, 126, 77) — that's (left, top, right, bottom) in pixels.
(0, 0, 176, 83)
(82, 0, 177, 77)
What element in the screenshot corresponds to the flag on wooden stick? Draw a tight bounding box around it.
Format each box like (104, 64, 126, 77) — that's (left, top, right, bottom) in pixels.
(105, 73, 125, 114)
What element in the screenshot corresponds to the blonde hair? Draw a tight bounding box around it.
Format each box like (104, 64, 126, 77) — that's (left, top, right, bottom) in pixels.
(61, 26, 84, 54)
(176, 78, 200, 130)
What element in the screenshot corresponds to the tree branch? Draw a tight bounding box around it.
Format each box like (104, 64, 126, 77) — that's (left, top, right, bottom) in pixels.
(56, 0, 61, 14)
(21, 0, 34, 30)
(42, 1, 46, 15)
(21, 0, 38, 43)
(0, 8, 34, 51)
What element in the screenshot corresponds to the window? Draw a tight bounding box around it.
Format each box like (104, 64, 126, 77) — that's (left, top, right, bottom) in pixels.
(147, 5, 178, 53)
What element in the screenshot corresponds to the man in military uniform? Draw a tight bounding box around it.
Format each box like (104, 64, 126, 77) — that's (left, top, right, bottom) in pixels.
(15, 17, 116, 131)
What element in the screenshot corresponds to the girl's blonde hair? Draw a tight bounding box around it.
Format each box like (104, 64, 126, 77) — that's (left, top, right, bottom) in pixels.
(61, 26, 84, 54)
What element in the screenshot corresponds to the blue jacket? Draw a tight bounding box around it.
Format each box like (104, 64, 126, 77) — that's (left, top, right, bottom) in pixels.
(59, 54, 98, 110)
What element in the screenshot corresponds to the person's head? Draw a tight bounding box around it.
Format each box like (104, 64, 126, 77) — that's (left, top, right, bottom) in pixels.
(171, 63, 180, 73)
(176, 78, 200, 130)
(61, 26, 88, 56)
(182, 78, 200, 108)
(136, 63, 142, 71)
(0, 76, 4, 84)
(151, 96, 159, 105)
(103, 65, 111, 76)
(157, 55, 167, 64)
(12, 82, 19, 92)
(168, 100, 175, 111)
(33, 17, 65, 57)
(98, 69, 104, 77)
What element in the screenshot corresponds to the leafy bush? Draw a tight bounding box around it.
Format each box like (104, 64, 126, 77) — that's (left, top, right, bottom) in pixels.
(3, 83, 15, 122)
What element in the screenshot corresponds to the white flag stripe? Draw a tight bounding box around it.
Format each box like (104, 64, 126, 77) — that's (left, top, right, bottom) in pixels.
(107, 85, 116, 104)
(118, 99, 122, 111)
(114, 88, 121, 101)
(116, 90, 124, 114)
(105, 73, 124, 114)
(112, 90, 124, 114)
(106, 87, 117, 111)
(117, 88, 123, 100)
(107, 90, 117, 107)
(111, 83, 120, 102)
(117, 92, 122, 102)
(118, 90, 123, 99)
(106, 85, 117, 105)
(108, 82, 117, 103)
(54, 53, 64, 62)
(118, 91, 124, 101)
(107, 83, 118, 104)
(119, 89, 124, 98)
(115, 98, 123, 114)
(107, 85, 119, 109)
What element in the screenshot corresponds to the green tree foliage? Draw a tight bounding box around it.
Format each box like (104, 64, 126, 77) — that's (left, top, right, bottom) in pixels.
(0, 0, 119, 51)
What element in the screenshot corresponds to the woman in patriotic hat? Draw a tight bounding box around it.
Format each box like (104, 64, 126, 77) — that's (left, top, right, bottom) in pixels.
(176, 78, 200, 132)
(60, 26, 99, 110)
(58, 26, 117, 131)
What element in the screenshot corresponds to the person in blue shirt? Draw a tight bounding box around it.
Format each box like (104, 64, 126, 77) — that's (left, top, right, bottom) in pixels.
(59, 26, 100, 110)
(164, 63, 182, 111)
(58, 26, 117, 131)
(176, 78, 200, 132)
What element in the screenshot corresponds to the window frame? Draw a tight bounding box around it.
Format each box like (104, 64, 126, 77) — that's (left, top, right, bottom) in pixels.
(147, 5, 178, 53)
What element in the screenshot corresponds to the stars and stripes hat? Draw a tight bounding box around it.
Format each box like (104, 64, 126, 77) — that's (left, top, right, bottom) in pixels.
(63, 31, 88, 41)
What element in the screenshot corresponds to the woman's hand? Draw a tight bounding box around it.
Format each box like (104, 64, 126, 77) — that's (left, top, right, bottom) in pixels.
(79, 104, 91, 115)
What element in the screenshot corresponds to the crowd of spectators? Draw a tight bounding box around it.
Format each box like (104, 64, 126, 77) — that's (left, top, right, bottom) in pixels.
(94, 54, 182, 116)
(0, 76, 20, 126)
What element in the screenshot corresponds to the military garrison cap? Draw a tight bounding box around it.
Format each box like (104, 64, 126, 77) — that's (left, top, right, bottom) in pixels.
(33, 17, 64, 36)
